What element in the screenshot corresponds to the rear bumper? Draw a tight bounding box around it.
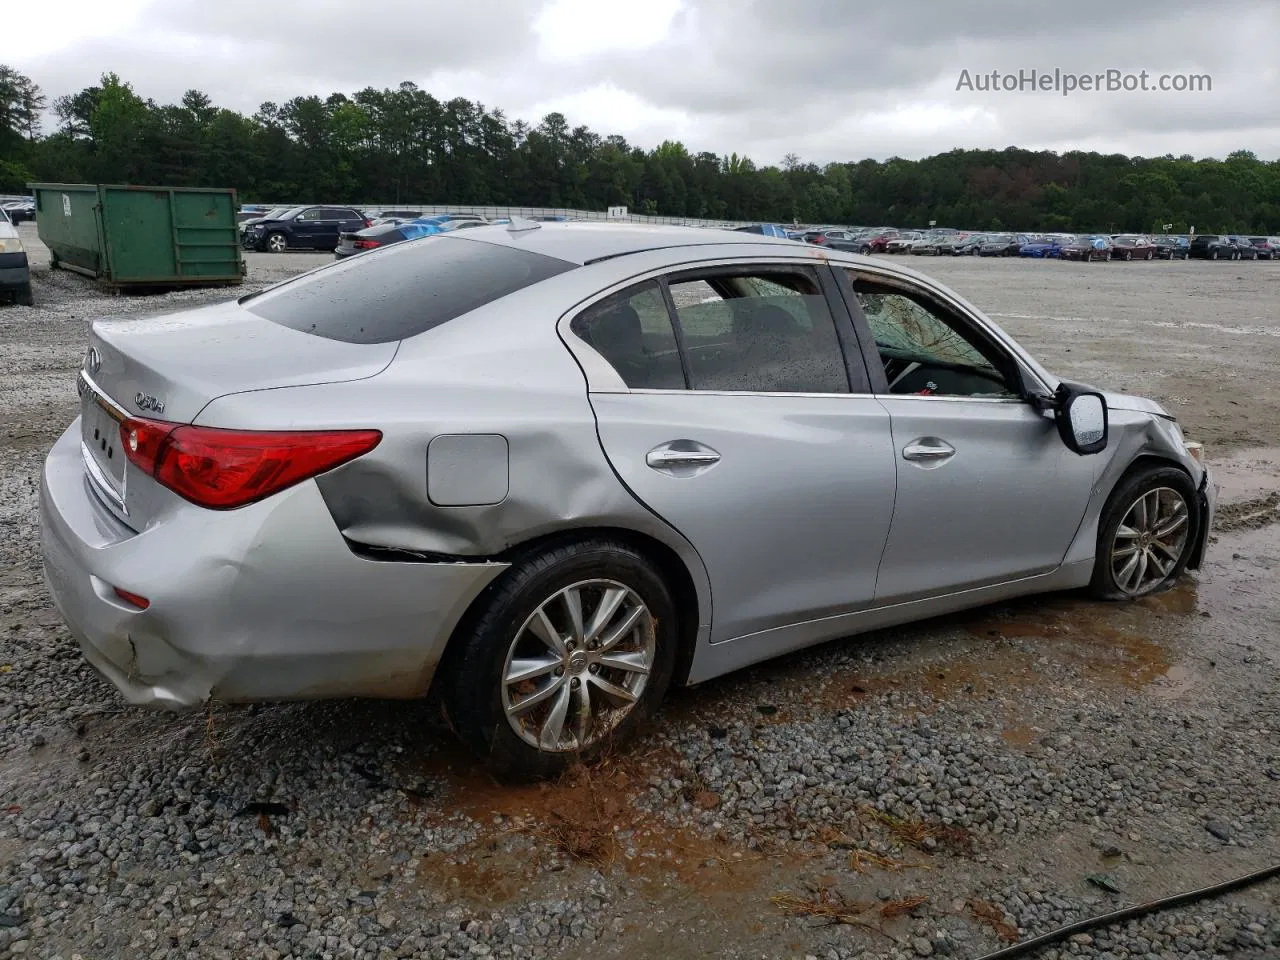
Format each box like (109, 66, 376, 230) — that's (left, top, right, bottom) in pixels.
(40, 420, 508, 709)
(0, 253, 29, 289)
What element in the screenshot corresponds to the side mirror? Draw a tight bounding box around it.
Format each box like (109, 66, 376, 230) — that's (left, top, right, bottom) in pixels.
(1053, 383, 1108, 455)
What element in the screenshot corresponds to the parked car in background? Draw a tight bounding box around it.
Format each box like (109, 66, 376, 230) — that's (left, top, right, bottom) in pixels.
(1110, 235, 1156, 261)
(1019, 236, 1065, 258)
(1226, 236, 1260, 260)
(951, 233, 988, 255)
(1060, 236, 1113, 261)
(884, 232, 923, 253)
(1188, 234, 1240, 260)
(2, 199, 36, 225)
(1153, 236, 1190, 260)
(1246, 237, 1278, 260)
(42, 221, 1215, 778)
(908, 234, 943, 255)
(333, 215, 488, 259)
(932, 233, 968, 256)
(243, 206, 370, 252)
(978, 234, 1030, 257)
(801, 229, 865, 252)
(732, 223, 792, 239)
(0, 207, 33, 305)
(856, 230, 899, 253)
(239, 207, 293, 245)
(366, 210, 424, 223)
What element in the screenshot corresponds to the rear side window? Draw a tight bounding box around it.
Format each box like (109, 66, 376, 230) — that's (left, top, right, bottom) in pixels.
(244, 236, 576, 344)
(571, 282, 685, 389)
(668, 268, 849, 393)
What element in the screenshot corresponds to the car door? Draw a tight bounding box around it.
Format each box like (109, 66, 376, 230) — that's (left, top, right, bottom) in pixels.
(837, 268, 1098, 604)
(290, 208, 323, 247)
(568, 262, 897, 644)
(309, 209, 345, 250)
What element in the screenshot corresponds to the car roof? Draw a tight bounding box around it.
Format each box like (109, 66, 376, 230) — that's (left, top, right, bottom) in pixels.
(454, 221, 797, 265)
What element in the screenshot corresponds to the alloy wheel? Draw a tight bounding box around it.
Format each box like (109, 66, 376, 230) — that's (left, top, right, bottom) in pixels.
(267, 234, 287, 253)
(1110, 487, 1190, 596)
(501, 580, 655, 753)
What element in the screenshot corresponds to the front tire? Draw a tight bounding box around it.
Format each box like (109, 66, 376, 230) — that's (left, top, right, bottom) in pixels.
(1090, 466, 1199, 600)
(442, 539, 678, 780)
(1210, 249, 1218, 260)
(16, 282, 33, 306)
(266, 232, 288, 253)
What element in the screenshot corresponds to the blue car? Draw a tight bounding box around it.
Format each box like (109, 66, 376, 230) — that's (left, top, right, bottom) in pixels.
(1019, 236, 1066, 258)
(733, 223, 794, 239)
(333, 214, 489, 259)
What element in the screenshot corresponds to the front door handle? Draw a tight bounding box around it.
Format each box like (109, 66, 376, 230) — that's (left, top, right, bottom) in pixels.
(902, 438, 956, 463)
(645, 441, 721, 474)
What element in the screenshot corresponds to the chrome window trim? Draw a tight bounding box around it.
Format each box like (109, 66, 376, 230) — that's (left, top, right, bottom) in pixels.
(614, 389, 1025, 403)
(558, 250, 1055, 401)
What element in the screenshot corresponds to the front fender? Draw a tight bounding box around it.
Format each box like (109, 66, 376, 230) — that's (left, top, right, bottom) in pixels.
(1060, 408, 1206, 569)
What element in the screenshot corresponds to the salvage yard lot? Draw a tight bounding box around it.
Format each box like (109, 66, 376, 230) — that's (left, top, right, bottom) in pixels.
(1, 224, 1277, 959)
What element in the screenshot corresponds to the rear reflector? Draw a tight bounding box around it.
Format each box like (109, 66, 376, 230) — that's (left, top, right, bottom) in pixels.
(119, 418, 381, 510)
(113, 587, 150, 610)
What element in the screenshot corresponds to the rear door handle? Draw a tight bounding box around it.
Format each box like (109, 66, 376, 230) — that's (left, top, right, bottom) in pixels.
(646, 441, 721, 474)
(902, 438, 956, 463)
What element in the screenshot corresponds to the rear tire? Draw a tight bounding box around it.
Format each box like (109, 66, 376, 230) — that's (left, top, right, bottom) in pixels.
(442, 539, 679, 780)
(1089, 465, 1199, 601)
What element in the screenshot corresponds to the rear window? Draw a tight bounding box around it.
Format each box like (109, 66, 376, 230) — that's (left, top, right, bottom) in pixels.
(243, 235, 576, 344)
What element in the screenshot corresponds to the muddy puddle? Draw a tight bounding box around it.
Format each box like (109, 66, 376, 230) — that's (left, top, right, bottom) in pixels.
(389, 741, 800, 905)
(1205, 445, 1280, 504)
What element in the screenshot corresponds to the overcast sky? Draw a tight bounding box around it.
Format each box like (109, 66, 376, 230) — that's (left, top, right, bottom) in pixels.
(11, 0, 1280, 164)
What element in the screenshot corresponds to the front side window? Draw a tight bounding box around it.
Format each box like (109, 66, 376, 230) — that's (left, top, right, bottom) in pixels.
(296, 208, 322, 222)
(850, 275, 1018, 398)
(570, 282, 685, 389)
(668, 268, 848, 393)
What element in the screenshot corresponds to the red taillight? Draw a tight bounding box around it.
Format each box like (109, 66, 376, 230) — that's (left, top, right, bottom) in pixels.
(353, 238, 381, 250)
(363, 219, 373, 228)
(113, 587, 150, 610)
(119, 417, 381, 510)
(811, 235, 826, 244)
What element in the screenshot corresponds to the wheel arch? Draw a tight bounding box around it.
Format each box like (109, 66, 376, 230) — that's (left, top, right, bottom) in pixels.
(1061, 439, 1201, 573)
(430, 524, 705, 704)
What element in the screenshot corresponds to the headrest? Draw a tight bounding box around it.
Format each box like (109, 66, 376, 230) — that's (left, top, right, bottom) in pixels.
(590, 303, 644, 357)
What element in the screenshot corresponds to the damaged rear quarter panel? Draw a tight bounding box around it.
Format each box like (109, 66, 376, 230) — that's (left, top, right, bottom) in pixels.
(198, 264, 713, 640)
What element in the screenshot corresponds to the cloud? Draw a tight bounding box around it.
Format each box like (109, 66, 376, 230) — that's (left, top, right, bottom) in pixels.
(8, 0, 1279, 162)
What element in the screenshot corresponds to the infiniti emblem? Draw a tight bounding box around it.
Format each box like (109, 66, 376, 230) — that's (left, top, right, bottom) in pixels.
(85, 346, 101, 375)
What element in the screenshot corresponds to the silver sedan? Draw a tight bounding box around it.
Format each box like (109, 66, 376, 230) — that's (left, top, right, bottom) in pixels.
(40, 221, 1215, 778)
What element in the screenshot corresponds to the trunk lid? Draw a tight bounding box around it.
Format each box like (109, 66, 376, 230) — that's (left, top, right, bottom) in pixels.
(78, 299, 397, 527)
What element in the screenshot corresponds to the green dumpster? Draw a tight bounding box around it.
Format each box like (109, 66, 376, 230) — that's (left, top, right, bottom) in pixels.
(28, 183, 245, 289)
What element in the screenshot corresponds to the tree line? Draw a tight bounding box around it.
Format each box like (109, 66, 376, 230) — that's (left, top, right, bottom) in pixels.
(2, 67, 1278, 234)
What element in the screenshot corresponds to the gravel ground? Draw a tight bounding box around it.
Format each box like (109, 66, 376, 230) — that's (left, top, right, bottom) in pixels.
(1, 230, 1278, 959)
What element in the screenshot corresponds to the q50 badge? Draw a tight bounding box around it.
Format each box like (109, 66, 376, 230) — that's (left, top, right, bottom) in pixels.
(135, 393, 166, 415)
